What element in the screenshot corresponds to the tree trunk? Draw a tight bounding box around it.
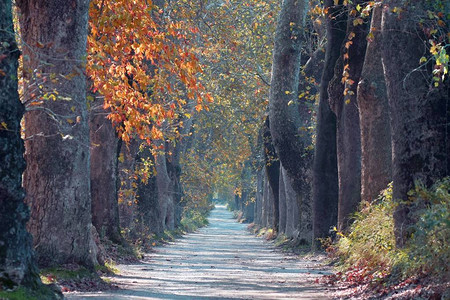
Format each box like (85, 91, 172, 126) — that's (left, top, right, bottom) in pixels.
(118, 139, 140, 230)
(328, 1, 367, 231)
(278, 164, 287, 234)
(254, 167, 264, 226)
(89, 102, 123, 244)
(312, 0, 347, 245)
(282, 165, 300, 239)
(135, 148, 162, 234)
(18, 0, 97, 267)
(357, 5, 391, 203)
(268, 0, 315, 238)
(156, 142, 175, 231)
(0, 0, 41, 289)
(263, 118, 280, 231)
(381, 1, 450, 247)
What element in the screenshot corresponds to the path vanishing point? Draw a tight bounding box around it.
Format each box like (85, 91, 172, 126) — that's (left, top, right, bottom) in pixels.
(66, 205, 332, 299)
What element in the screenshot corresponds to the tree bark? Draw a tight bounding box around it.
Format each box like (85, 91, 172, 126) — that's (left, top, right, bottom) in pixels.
(89, 101, 123, 244)
(0, 0, 41, 289)
(357, 5, 391, 203)
(18, 0, 97, 267)
(282, 165, 300, 239)
(268, 0, 315, 238)
(254, 167, 264, 226)
(155, 144, 175, 231)
(278, 164, 287, 234)
(312, 0, 347, 245)
(381, 1, 450, 246)
(328, 1, 367, 231)
(135, 148, 162, 234)
(263, 118, 280, 231)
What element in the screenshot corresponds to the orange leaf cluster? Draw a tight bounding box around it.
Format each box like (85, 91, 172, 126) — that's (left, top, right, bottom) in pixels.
(87, 0, 211, 143)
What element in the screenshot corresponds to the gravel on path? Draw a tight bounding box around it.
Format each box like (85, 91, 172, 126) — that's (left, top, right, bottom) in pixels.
(66, 205, 333, 299)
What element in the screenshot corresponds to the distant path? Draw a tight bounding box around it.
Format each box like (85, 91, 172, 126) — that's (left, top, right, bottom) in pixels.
(67, 205, 332, 299)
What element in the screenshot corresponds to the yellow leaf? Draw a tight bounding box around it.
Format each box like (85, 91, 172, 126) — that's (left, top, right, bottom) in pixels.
(1, 122, 7, 129)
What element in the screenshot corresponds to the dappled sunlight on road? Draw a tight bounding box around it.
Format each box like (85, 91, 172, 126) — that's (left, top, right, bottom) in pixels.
(66, 206, 331, 299)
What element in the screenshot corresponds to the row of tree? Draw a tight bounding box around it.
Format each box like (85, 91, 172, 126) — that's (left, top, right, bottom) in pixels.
(1, 0, 214, 295)
(0, 0, 448, 295)
(234, 0, 449, 250)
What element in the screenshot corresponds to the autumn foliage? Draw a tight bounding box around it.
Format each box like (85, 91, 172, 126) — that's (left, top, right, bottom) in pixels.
(88, 0, 211, 144)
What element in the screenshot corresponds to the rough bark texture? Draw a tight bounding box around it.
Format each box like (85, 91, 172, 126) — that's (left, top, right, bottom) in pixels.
(18, 0, 97, 267)
(282, 165, 300, 239)
(357, 5, 391, 203)
(263, 118, 280, 231)
(136, 148, 162, 234)
(0, 0, 40, 289)
(328, 1, 367, 231)
(118, 139, 140, 230)
(89, 102, 123, 244)
(155, 144, 175, 231)
(278, 164, 287, 234)
(312, 0, 347, 244)
(381, 1, 450, 246)
(268, 0, 314, 240)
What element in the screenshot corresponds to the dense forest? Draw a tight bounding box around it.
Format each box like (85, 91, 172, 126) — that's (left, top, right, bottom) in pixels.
(1, 0, 449, 299)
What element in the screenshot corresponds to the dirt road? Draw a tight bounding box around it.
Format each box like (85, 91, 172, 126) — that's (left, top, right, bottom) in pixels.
(66, 205, 332, 299)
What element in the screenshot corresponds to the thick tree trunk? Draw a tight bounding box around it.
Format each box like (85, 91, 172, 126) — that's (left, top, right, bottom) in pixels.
(357, 5, 391, 203)
(156, 146, 175, 231)
(18, 0, 97, 267)
(328, 1, 367, 231)
(263, 118, 280, 231)
(282, 165, 300, 239)
(381, 1, 450, 246)
(0, 0, 41, 289)
(312, 0, 347, 245)
(118, 139, 140, 230)
(268, 0, 314, 238)
(89, 102, 123, 244)
(135, 148, 162, 234)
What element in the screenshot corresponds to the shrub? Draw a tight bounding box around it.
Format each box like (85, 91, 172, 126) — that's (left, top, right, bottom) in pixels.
(334, 183, 396, 275)
(397, 178, 450, 279)
(332, 178, 450, 284)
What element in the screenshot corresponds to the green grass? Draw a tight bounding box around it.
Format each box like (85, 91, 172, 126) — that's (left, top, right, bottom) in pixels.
(0, 287, 36, 300)
(40, 266, 95, 285)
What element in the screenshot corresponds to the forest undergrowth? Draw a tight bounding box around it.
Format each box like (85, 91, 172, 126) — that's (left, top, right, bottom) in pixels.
(320, 179, 450, 299)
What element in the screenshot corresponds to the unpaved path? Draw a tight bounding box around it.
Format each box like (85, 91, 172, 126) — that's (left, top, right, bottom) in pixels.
(66, 205, 332, 299)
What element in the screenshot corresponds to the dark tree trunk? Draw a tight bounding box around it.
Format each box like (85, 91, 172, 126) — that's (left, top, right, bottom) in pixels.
(381, 1, 450, 247)
(268, 0, 315, 238)
(263, 118, 280, 231)
(328, 1, 367, 231)
(281, 165, 300, 239)
(312, 0, 347, 245)
(0, 0, 41, 290)
(135, 148, 162, 234)
(254, 167, 264, 226)
(278, 164, 287, 234)
(89, 102, 123, 244)
(155, 144, 175, 231)
(18, 0, 97, 267)
(357, 5, 391, 203)
(118, 139, 140, 230)
(166, 142, 184, 228)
